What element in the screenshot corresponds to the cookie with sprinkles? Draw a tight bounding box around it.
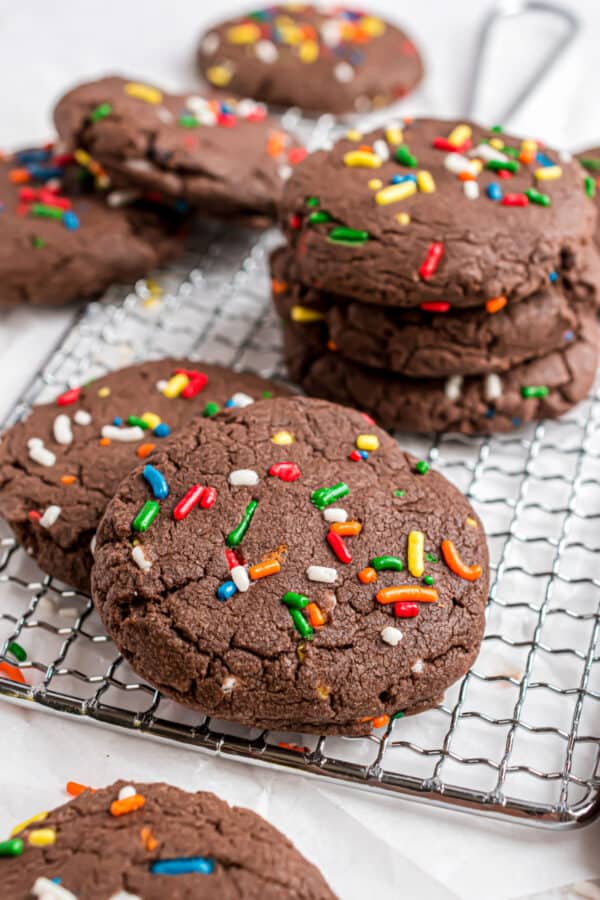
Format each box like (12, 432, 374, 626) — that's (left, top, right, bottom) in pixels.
(54, 75, 305, 225)
(0, 360, 289, 592)
(197, 5, 424, 115)
(0, 145, 186, 307)
(2, 780, 336, 899)
(577, 147, 600, 245)
(282, 319, 600, 434)
(280, 118, 599, 309)
(271, 244, 600, 377)
(92, 395, 489, 735)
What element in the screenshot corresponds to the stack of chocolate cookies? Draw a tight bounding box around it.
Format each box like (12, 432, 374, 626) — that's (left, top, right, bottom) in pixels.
(273, 117, 600, 434)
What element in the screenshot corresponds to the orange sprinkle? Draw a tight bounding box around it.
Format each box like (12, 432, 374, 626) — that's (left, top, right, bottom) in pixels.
(357, 143, 374, 153)
(249, 559, 281, 580)
(0, 661, 26, 684)
(271, 279, 288, 295)
(458, 171, 475, 181)
(66, 781, 96, 798)
(358, 566, 377, 584)
(327, 340, 338, 352)
(307, 602, 326, 627)
(441, 539, 483, 582)
(141, 826, 158, 851)
(372, 715, 390, 729)
(267, 131, 286, 157)
(376, 585, 438, 604)
(99, 437, 111, 446)
(110, 794, 145, 817)
(60, 475, 77, 485)
(9, 168, 29, 184)
(486, 296, 507, 314)
(137, 443, 156, 459)
(330, 520, 362, 536)
(519, 150, 535, 164)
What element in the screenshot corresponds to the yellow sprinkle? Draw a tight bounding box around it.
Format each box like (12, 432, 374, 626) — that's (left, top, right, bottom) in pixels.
(98, 387, 111, 398)
(521, 139, 538, 154)
(316, 684, 331, 699)
(296, 642, 306, 663)
(470, 159, 484, 175)
(466, 516, 478, 527)
(290, 305, 324, 323)
(10, 811, 47, 837)
(375, 181, 416, 205)
(28, 828, 56, 847)
(343, 150, 382, 169)
(360, 15, 386, 37)
(395, 212, 411, 225)
(447, 124, 472, 146)
(163, 373, 189, 398)
(272, 430, 294, 446)
(535, 165, 562, 181)
(407, 530, 425, 578)
(74, 148, 91, 167)
(356, 434, 380, 452)
(227, 22, 261, 44)
(299, 39, 319, 63)
(346, 130, 363, 142)
(277, 22, 303, 44)
(489, 138, 504, 150)
(146, 278, 163, 298)
(368, 178, 383, 191)
(206, 65, 233, 87)
(141, 412, 161, 430)
(124, 82, 162, 105)
(417, 170, 436, 193)
(385, 125, 404, 146)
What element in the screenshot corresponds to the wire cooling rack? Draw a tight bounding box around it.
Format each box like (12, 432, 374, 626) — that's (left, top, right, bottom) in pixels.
(1, 127, 600, 829)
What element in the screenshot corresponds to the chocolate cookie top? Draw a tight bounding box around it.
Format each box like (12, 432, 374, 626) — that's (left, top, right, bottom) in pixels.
(577, 147, 600, 245)
(2, 780, 336, 899)
(197, 5, 423, 114)
(54, 76, 305, 223)
(281, 118, 598, 308)
(0, 360, 288, 592)
(92, 396, 489, 735)
(0, 146, 185, 307)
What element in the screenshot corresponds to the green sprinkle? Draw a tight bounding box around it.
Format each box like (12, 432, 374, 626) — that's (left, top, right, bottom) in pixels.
(0, 838, 23, 857)
(132, 500, 160, 533)
(226, 500, 258, 548)
(179, 114, 199, 128)
(328, 226, 369, 245)
(31, 203, 63, 220)
(7, 641, 26, 662)
(306, 196, 320, 207)
(485, 159, 519, 173)
(415, 460, 429, 475)
(491, 125, 504, 133)
(525, 188, 551, 207)
(521, 385, 549, 399)
(127, 415, 150, 430)
(580, 158, 600, 172)
(308, 210, 332, 224)
(289, 608, 314, 639)
(203, 401, 220, 417)
(391, 710, 405, 720)
(31, 236, 45, 248)
(371, 555, 403, 572)
(393, 489, 405, 497)
(502, 146, 519, 158)
(423, 575, 435, 586)
(426, 552, 438, 563)
(262, 391, 273, 398)
(282, 591, 310, 609)
(311, 482, 349, 510)
(395, 145, 418, 167)
(585, 176, 596, 199)
(90, 102, 112, 122)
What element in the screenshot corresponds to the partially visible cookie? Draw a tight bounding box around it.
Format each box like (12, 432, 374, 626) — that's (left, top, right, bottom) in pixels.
(0, 146, 185, 307)
(92, 396, 489, 735)
(0, 361, 288, 592)
(577, 147, 600, 246)
(2, 780, 336, 899)
(197, 5, 424, 114)
(54, 76, 306, 224)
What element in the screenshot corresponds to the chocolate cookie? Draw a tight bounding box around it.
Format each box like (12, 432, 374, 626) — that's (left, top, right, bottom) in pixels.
(92, 396, 489, 735)
(0, 146, 185, 307)
(2, 780, 336, 899)
(197, 5, 423, 115)
(577, 147, 600, 246)
(282, 321, 600, 434)
(280, 118, 598, 309)
(54, 76, 305, 224)
(272, 245, 600, 377)
(0, 361, 288, 592)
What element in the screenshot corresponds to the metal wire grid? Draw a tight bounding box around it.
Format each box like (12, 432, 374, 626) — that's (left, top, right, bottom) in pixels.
(0, 211, 599, 827)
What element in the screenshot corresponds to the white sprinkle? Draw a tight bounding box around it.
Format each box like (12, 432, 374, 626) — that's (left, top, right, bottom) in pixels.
(445, 374, 463, 401)
(235, 99, 258, 117)
(125, 158, 153, 173)
(231, 564, 250, 592)
(27, 437, 43, 450)
(74, 409, 92, 426)
(90, 535, 97, 557)
(53, 414, 73, 445)
(559, 149, 572, 163)
(101, 425, 145, 442)
(156, 379, 168, 392)
(468, 143, 507, 162)
(278, 164, 293, 181)
(255, 39, 278, 63)
(323, 508, 347, 523)
(40, 505, 61, 528)
(306, 565, 337, 583)
(109, 893, 142, 900)
(334, 61, 354, 83)
(28, 441, 56, 467)
(229, 469, 259, 486)
(321, 20, 342, 46)
(411, 658, 425, 673)
(372, 139, 389, 162)
(229, 392, 254, 408)
(485, 373, 503, 400)
(444, 152, 478, 176)
(107, 189, 141, 207)
(222, 675, 238, 693)
(202, 31, 220, 55)
(186, 95, 217, 125)
(118, 784, 137, 801)
(32, 878, 77, 900)
(381, 626, 403, 647)
(463, 180, 479, 200)
(156, 106, 174, 124)
(132, 545, 152, 571)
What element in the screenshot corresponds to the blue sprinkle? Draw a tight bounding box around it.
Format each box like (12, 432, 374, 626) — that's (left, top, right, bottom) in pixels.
(391, 174, 417, 185)
(536, 151, 554, 167)
(485, 407, 495, 419)
(512, 417, 522, 427)
(349, 51, 364, 65)
(113, 417, 123, 426)
(26, 164, 63, 181)
(564, 329, 574, 342)
(175, 200, 189, 213)
(151, 857, 215, 876)
(62, 211, 80, 230)
(217, 581, 237, 601)
(358, 450, 369, 460)
(51, 877, 62, 884)
(143, 464, 169, 500)
(486, 183, 503, 201)
(154, 423, 171, 438)
(224, 398, 236, 408)
(15, 148, 52, 164)
(548, 270, 558, 283)
(219, 101, 233, 114)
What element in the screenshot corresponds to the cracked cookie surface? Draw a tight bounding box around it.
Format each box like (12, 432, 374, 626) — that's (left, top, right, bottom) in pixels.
(92, 396, 489, 735)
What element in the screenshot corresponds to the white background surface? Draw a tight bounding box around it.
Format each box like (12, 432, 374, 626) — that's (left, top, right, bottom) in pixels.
(1, 1, 600, 897)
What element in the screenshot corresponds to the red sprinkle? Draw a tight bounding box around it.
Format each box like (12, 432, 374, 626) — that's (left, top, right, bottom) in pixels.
(268, 462, 301, 482)
(200, 486, 217, 508)
(288, 147, 308, 165)
(326, 530, 352, 564)
(39, 190, 71, 209)
(289, 214, 301, 230)
(246, 108, 267, 122)
(502, 193, 529, 207)
(432, 137, 472, 153)
(349, 449, 363, 462)
(175, 369, 208, 399)
(217, 112, 236, 127)
(418, 242, 444, 280)
(360, 412, 376, 425)
(0, 661, 26, 684)
(57, 387, 81, 406)
(394, 602, 419, 618)
(497, 169, 513, 180)
(28, 510, 42, 522)
(225, 548, 244, 569)
(173, 484, 205, 521)
(420, 301, 450, 313)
